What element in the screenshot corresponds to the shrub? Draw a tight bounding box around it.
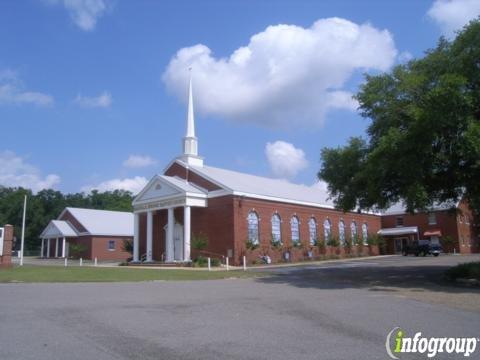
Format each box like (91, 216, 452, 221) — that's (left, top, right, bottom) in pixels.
(326, 237, 340, 247)
(69, 243, 87, 259)
(246, 239, 259, 250)
(191, 233, 209, 250)
(271, 234, 282, 248)
(367, 234, 383, 246)
(192, 256, 221, 267)
(292, 240, 302, 248)
(122, 239, 133, 254)
(445, 262, 480, 281)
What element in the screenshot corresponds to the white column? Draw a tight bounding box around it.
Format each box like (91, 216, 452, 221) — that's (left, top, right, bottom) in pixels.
(166, 207, 174, 262)
(55, 238, 59, 258)
(62, 237, 66, 258)
(46, 238, 51, 258)
(183, 206, 191, 262)
(146, 211, 153, 262)
(40, 239, 44, 258)
(133, 213, 140, 262)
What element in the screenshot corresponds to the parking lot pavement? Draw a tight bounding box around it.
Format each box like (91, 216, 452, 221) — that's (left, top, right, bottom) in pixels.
(0, 254, 478, 360)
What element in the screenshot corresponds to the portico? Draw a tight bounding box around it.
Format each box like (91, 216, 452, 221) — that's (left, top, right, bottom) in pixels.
(132, 175, 207, 263)
(39, 220, 77, 258)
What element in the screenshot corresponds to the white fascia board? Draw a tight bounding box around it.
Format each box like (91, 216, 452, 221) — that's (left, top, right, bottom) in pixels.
(86, 233, 133, 237)
(186, 197, 207, 207)
(133, 192, 184, 207)
(207, 189, 232, 198)
(232, 191, 336, 210)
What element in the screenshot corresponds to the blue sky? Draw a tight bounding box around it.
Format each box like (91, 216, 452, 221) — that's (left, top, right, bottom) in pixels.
(1, 0, 479, 194)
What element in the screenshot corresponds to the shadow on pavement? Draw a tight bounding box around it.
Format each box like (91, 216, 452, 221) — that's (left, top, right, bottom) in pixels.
(255, 263, 480, 296)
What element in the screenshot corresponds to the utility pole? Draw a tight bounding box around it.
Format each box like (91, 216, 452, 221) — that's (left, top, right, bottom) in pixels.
(20, 195, 27, 266)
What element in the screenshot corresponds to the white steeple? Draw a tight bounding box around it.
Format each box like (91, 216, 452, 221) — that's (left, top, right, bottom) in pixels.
(179, 69, 203, 167)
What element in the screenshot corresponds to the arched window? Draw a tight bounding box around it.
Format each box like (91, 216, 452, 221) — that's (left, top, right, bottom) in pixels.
(350, 221, 357, 243)
(339, 220, 346, 246)
(308, 217, 317, 245)
(247, 211, 259, 245)
(290, 216, 300, 244)
(362, 223, 368, 244)
(271, 213, 282, 245)
(323, 219, 332, 243)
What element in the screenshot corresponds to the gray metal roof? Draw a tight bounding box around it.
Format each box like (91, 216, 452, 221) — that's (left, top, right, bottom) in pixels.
(40, 220, 77, 239)
(186, 162, 334, 208)
(62, 207, 133, 236)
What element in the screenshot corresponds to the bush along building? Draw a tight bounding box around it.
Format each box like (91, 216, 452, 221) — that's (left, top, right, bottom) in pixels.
(131, 77, 383, 266)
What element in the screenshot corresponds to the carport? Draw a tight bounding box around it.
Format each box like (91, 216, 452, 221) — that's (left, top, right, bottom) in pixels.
(377, 226, 419, 254)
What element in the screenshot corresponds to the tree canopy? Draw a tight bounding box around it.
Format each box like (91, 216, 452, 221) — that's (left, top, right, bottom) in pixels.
(319, 19, 480, 214)
(0, 187, 133, 251)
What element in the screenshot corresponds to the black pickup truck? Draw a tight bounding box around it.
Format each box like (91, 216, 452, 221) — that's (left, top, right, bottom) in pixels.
(403, 241, 442, 257)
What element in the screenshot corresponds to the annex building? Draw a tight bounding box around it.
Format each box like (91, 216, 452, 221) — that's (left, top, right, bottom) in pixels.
(40, 207, 133, 261)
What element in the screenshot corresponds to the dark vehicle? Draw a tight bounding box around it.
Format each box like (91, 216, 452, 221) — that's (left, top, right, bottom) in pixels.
(403, 241, 429, 256)
(428, 243, 442, 257)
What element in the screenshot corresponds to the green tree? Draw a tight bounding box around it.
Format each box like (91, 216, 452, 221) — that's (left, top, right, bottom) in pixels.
(319, 19, 480, 214)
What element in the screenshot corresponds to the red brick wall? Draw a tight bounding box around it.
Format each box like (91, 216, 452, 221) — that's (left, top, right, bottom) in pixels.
(378, 204, 480, 254)
(381, 210, 459, 253)
(90, 236, 132, 261)
(165, 162, 222, 191)
(0, 224, 13, 267)
(233, 196, 382, 265)
(67, 236, 92, 259)
(456, 199, 479, 254)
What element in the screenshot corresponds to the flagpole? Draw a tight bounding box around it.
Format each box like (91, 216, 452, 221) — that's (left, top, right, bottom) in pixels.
(20, 194, 27, 266)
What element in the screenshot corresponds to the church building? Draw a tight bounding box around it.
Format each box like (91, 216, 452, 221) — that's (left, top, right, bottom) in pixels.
(131, 77, 382, 265)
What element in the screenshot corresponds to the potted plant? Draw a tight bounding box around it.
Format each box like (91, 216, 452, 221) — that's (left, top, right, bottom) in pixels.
(246, 239, 260, 251)
(271, 233, 282, 249)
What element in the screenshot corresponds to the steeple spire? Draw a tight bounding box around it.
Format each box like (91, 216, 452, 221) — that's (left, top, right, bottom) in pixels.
(186, 69, 195, 138)
(179, 69, 203, 167)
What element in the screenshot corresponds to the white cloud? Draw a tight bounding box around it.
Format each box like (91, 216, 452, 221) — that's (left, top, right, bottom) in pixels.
(82, 176, 148, 194)
(265, 141, 308, 179)
(398, 51, 413, 63)
(74, 91, 112, 108)
(311, 180, 334, 206)
(428, 0, 480, 37)
(163, 17, 397, 128)
(122, 155, 157, 168)
(47, 0, 110, 31)
(0, 69, 54, 106)
(0, 151, 60, 192)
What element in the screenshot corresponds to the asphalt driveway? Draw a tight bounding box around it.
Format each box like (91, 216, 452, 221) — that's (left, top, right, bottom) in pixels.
(0, 255, 478, 360)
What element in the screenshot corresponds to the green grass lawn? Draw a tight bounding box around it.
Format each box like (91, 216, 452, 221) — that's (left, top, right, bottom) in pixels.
(0, 265, 266, 283)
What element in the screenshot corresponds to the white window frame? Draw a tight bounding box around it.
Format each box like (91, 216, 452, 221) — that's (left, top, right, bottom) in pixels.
(339, 220, 346, 246)
(290, 216, 300, 244)
(308, 218, 317, 245)
(271, 214, 282, 244)
(247, 211, 260, 245)
(323, 219, 332, 244)
(108, 240, 115, 251)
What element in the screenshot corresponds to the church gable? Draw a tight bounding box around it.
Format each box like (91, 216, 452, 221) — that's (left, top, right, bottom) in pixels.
(133, 176, 184, 204)
(164, 161, 222, 192)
